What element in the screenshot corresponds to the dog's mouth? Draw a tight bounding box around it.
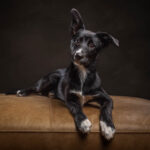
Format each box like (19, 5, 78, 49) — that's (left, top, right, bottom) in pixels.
(73, 54, 89, 66)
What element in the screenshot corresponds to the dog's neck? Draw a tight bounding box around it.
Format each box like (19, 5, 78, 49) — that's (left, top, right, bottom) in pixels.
(74, 62, 87, 83)
(68, 62, 96, 89)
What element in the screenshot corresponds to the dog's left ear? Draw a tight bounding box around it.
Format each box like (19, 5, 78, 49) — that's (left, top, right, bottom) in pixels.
(70, 8, 85, 36)
(96, 32, 119, 47)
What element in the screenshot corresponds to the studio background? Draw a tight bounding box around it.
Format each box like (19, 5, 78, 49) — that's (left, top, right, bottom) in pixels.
(0, 0, 150, 99)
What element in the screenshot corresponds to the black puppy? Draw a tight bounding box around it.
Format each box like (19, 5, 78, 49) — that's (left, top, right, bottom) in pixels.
(6, 8, 119, 140)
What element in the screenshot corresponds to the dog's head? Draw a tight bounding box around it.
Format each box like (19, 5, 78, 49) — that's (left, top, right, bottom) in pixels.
(70, 8, 119, 67)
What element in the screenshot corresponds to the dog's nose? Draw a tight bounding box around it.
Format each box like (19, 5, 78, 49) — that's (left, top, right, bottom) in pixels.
(75, 48, 84, 60)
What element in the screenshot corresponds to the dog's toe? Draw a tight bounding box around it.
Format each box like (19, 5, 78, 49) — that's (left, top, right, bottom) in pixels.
(100, 121, 115, 140)
(16, 90, 26, 97)
(79, 119, 92, 133)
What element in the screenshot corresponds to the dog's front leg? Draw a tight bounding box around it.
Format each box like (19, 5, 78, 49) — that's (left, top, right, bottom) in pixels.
(66, 92, 92, 134)
(93, 91, 115, 140)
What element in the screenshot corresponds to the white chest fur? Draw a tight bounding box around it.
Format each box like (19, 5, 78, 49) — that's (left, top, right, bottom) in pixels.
(70, 63, 89, 105)
(74, 62, 88, 94)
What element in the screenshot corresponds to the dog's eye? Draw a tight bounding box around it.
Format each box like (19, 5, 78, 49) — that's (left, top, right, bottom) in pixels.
(88, 42, 95, 48)
(75, 39, 80, 46)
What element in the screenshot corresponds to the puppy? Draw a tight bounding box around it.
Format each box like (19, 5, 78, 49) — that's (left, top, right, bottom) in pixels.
(6, 8, 119, 140)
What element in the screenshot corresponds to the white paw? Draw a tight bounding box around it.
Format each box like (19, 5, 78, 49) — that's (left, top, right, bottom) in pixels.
(79, 119, 92, 133)
(16, 90, 24, 97)
(100, 121, 115, 140)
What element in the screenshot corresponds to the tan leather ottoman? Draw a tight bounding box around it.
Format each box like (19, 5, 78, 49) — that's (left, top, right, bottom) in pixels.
(0, 94, 150, 150)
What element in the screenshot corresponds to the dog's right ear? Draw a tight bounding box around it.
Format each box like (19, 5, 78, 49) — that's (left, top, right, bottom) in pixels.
(70, 8, 85, 36)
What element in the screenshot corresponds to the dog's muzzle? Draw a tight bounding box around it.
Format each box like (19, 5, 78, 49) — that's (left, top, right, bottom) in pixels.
(74, 48, 84, 60)
(73, 48, 89, 65)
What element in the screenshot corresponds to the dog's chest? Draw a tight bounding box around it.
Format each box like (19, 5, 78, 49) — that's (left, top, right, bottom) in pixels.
(71, 69, 93, 105)
(79, 68, 87, 89)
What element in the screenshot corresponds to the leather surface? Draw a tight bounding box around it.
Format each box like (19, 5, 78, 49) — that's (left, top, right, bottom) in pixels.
(0, 94, 150, 133)
(0, 94, 150, 150)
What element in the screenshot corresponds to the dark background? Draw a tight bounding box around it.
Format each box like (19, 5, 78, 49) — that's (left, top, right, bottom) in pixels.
(0, 0, 150, 99)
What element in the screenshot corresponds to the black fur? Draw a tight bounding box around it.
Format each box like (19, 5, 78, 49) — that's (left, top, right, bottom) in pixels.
(5, 8, 119, 140)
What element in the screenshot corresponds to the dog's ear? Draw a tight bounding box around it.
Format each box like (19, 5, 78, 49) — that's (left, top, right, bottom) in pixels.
(70, 8, 85, 36)
(96, 32, 119, 47)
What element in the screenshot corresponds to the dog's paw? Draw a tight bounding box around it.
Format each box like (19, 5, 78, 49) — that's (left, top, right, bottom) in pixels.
(16, 90, 26, 97)
(100, 121, 115, 140)
(79, 119, 92, 133)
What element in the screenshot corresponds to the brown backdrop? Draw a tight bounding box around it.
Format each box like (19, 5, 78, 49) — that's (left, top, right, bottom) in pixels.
(0, 0, 150, 99)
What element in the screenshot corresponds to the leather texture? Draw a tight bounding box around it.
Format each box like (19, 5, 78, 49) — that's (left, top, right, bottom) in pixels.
(0, 94, 150, 150)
